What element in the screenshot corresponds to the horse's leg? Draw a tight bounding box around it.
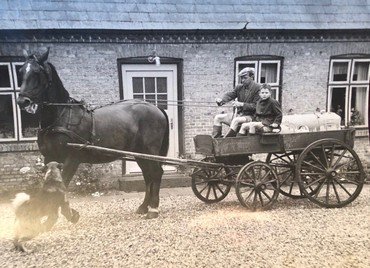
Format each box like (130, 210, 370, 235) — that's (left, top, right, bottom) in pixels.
(138, 160, 164, 219)
(61, 156, 80, 187)
(135, 159, 152, 215)
(147, 162, 163, 219)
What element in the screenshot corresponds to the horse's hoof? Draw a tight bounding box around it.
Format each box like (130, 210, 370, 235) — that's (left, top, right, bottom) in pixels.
(136, 206, 148, 215)
(70, 210, 80, 224)
(145, 212, 159, 219)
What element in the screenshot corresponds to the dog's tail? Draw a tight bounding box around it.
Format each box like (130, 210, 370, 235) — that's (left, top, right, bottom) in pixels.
(12, 193, 30, 211)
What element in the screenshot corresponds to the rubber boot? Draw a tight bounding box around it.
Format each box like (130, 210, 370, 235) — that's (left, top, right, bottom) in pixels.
(224, 129, 236, 138)
(212, 125, 222, 138)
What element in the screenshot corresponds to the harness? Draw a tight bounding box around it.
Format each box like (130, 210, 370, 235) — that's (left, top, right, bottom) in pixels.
(38, 100, 96, 146)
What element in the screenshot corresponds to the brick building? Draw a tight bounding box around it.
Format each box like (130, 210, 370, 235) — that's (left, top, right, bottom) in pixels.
(0, 0, 369, 190)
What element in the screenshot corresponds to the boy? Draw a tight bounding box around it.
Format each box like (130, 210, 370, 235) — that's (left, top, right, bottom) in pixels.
(238, 84, 282, 135)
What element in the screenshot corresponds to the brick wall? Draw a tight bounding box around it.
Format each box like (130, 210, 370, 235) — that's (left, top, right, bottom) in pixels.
(0, 38, 369, 189)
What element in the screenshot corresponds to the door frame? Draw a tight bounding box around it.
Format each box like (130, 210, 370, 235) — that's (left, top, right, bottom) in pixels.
(117, 56, 184, 157)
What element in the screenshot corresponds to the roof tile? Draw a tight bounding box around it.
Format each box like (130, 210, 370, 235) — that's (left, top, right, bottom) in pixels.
(0, 0, 368, 30)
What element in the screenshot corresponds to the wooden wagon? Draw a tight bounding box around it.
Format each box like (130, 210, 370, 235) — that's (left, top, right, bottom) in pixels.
(68, 128, 365, 211)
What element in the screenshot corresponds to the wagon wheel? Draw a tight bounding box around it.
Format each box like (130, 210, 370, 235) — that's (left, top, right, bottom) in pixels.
(235, 161, 279, 211)
(191, 161, 234, 204)
(267, 152, 319, 199)
(296, 139, 365, 208)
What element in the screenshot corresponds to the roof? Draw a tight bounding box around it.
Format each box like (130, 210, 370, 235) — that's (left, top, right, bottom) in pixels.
(0, 0, 369, 30)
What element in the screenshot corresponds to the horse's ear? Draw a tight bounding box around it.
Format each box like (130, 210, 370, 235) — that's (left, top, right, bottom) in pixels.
(38, 47, 50, 63)
(22, 49, 29, 59)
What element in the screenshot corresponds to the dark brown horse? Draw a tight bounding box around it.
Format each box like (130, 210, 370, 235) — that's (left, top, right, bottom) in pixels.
(17, 48, 169, 219)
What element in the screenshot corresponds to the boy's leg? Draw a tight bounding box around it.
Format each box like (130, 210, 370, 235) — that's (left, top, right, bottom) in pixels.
(249, 122, 264, 134)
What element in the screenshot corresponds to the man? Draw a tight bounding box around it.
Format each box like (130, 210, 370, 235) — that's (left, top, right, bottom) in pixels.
(212, 67, 261, 138)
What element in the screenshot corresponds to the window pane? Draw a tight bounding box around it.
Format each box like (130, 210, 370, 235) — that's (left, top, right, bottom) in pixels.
(132, 77, 143, 94)
(350, 87, 367, 126)
(145, 94, 156, 104)
(330, 87, 346, 125)
(332, 62, 349, 82)
(133, 94, 143, 100)
(20, 110, 40, 138)
(0, 94, 15, 139)
(157, 77, 167, 93)
(270, 87, 278, 100)
(13, 64, 23, 89)
(352, 61, 370, 82)
(157, 94, 168, 110)
(145, 77, 155, 93)
(0, 64, 11, 88)
(260, 63, 278, 84)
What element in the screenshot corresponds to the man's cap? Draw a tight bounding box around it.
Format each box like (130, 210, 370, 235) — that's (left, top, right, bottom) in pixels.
(238, 67, 255, 77)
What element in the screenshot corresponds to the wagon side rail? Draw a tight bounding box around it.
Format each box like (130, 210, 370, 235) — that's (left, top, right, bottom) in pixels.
(66, 143, 227, 169)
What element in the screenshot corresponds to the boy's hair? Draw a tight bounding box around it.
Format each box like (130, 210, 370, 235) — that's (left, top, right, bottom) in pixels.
(261, 84, 272, 91)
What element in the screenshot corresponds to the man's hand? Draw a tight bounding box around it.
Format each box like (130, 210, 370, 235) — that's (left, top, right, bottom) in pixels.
(216, 98, 223, 106)
(232, 101, 244, 107)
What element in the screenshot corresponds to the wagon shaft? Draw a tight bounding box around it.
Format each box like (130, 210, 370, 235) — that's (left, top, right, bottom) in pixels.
(66, 143, 227, 169)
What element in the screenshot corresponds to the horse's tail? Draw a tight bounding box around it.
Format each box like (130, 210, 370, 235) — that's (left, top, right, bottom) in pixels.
(159, 108, 170, 157)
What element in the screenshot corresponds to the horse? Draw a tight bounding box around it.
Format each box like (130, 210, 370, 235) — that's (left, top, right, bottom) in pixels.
(16, 48, 169, 219)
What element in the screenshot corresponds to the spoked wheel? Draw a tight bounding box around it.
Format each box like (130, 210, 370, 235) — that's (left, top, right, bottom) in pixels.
(296, 139, 365, 208)
(267, 152, 319, 199)
(191, 164, 234, 204)
(235, 161, 279, 211)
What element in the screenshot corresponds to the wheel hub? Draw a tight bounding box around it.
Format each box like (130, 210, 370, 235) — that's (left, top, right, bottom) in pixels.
(256, 183, 266, 191)
(326, 168, 337, 179)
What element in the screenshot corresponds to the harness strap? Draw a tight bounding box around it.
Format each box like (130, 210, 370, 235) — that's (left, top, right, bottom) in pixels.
(48, 126, 91, 145)
(90, 110, 97, 144)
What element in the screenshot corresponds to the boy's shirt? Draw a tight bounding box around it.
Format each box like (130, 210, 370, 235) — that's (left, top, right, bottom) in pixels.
(254, 97, 282, 126)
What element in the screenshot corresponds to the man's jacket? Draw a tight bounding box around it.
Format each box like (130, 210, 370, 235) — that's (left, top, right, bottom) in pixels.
(221, 80, 261, 116)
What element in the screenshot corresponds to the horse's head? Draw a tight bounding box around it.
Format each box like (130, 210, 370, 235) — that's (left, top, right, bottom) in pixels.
(17, 48, 51, 113)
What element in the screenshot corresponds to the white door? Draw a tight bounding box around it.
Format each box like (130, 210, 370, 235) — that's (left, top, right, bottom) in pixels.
(122, 64, 178, 173)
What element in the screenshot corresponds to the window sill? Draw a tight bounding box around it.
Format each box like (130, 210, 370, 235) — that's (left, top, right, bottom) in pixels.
(0, 141, 39, 152)
(354, 128, 369, 137)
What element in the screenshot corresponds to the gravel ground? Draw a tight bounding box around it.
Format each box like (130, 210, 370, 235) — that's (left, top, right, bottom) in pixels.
(0, 185, 369, 268)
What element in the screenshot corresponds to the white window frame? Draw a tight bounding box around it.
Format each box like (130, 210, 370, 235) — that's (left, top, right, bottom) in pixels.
(0, 92, 18, 142)
(328, 57, 369, 128)
(235, 59, 282, 102)
(327, 85, 349, 126)
(329, 59, 351, 84)
(235, 61, 258, 83)
(0, 59, 38, 142)
(0, 62, 14, 91)
(348, 85, 369, 128)
(258, 60, 281, 86)
(351, 59, 370, 84)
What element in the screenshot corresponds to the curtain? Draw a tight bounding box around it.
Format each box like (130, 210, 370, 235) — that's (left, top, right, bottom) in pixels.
(261, 63, 277, 84)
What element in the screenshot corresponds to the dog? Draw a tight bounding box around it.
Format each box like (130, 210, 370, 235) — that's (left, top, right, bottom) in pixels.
(12, 161, 80, 252)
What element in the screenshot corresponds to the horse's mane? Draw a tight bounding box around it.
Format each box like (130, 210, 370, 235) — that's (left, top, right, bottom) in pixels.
(45, 62, 70, 103)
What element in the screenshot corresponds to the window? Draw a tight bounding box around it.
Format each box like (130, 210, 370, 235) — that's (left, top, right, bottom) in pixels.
(328, 56, 369, 127)
(132, 76, 168, 110)
(0, 58, 39, 142)
(235, 56, 283, 101)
